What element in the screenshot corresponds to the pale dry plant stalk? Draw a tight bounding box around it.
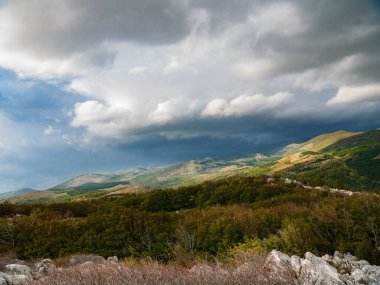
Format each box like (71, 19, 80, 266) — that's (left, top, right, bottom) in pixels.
(33, 254, 297, 285)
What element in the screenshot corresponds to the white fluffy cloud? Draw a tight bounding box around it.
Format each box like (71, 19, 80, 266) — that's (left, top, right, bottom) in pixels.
(0, 0, 379, 141)
(327, 84, 380, 106)
(202, 92, 293, 117)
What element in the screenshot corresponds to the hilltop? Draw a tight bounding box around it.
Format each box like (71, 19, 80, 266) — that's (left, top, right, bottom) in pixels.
(274, 129, 380, 189)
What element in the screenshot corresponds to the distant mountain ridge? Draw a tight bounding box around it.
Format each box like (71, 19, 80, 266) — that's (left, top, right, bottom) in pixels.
(4, 128, 379, 203)
(50, 173, 112, 190)
(0, 188, 37, 200)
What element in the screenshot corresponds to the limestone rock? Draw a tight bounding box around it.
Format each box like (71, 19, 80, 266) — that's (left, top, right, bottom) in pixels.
(298, 252, 344, 285)
(10, 274, 32, 285)
(5, 264, 32, 280)
(290, 255, 302, 275)
(351, 269, 372, 284)
(35, 258, 56, 278)
(0, 272, 13, 285)
(80, 261, 95, 267)
(107, 256, 119, 263)
(265, 250, 297, 284)
(0, 270, 33, 285)
(69, 254, 105, 266)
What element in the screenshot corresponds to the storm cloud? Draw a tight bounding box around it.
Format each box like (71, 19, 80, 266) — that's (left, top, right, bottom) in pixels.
(0, 0, 379, 190)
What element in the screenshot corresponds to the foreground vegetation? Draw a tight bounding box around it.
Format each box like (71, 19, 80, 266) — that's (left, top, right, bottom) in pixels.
(34, 254, 286, 285)
(0, 176, 379, 265)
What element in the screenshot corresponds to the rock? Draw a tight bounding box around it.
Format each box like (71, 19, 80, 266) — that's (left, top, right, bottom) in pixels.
(11, 274, 33, 285)
(267, 250, 291, 264)
(343, 253, 357, 262)
(5, 264, 32, 280)
(321, 254, 332, 263)
(265, 251, 380, 285)
(35, 258, 56, 278)
(107, 256, 118, 263)
(298, 252, 345, 285)
(0, 272, 13, 285)
(339, 274, 355, 285)
(351, 269, 371, 284)
(80, 261, 95, 267)
(0, 271, 33, 285)
(363, 265, 380, 283)
(69, 254, 105, 266)
(290, 255, 302, 275)
(265, 250, 297, 283)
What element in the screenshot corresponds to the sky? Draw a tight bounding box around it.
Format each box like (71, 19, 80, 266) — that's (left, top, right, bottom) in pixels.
(0, 0, 380, 191)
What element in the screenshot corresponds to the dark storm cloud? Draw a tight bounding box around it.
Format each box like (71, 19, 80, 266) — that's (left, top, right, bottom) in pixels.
(0, 0, 380, 191)
(1, 0, 191, 56)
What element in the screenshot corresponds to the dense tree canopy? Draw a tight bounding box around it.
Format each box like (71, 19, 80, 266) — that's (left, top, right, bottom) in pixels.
(0, 176, 379, 264)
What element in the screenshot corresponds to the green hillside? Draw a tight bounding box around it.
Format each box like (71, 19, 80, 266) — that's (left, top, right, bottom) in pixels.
(323, 129, 380, 152)
(277, 130, 359, 155)
(300, 130, 358, 151)
(274, 129, 380, 190)
(4, 128, 380, 204)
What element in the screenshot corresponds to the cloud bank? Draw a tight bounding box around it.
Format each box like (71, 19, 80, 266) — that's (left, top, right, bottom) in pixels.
(0, 0, 379, 143)
(0, 0, 380, 189)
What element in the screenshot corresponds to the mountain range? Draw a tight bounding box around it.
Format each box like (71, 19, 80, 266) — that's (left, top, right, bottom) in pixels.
(4, 128, 380, 204)
(0, 188, 37, 200)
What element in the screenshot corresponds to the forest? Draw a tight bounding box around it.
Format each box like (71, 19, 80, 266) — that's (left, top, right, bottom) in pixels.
(0, 175, 379, 264)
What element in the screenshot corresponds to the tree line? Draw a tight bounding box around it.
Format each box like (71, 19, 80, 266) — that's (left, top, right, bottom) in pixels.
(0, 176, 379, 264)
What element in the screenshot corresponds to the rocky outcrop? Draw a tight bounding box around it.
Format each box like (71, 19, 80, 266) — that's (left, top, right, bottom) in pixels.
(35, 259, 55, 279)
(0, 264, 33, 285)
(265, 250, 297, 283)
(0, 255, 119, 285)
(0, 252, 377, 284)
(282, 177, 354, 196)
(0, 256, 118, 284)
(266, 250, 380, 285)
(298, 252, 344, 285)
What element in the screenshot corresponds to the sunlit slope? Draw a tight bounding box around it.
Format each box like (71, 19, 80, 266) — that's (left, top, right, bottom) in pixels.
(322, 129, 380, 152)
(278, 130, 360, 155)
(273, 129, 380, 190)
(5, 128, 379, 203)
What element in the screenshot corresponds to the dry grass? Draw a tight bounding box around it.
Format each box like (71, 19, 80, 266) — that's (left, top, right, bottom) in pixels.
(0, 251, 19, 271)
(34, 255, 297, 285)
(69, 254, 106, 266)
(53, 256, 71, 268)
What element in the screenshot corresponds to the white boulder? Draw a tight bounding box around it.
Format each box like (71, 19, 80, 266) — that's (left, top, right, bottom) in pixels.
(107, 256, 119, 263)
(297, 252, 345, 285)
(5, 264, 32, 280)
